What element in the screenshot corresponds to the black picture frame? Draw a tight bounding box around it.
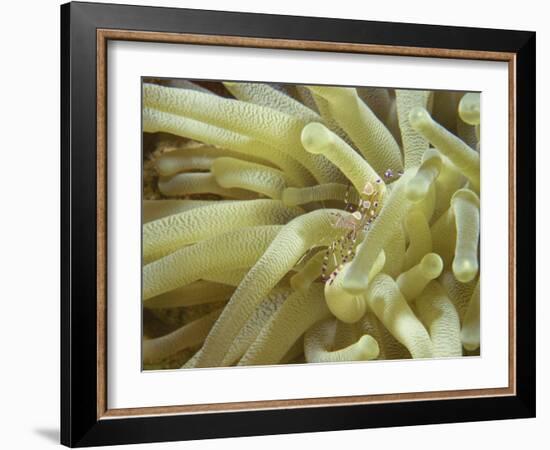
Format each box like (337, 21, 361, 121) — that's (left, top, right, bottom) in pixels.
(61, 1, 536, 447)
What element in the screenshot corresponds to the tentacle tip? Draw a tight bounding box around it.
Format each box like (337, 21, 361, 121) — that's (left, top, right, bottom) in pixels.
(421, 253, 444, 279)
(325, 273, 367, 323)
(459, 93, 481, 126)
(452, 258, 479, 283)
(462, 339, 480, 352)
(357, 335, 380, 360)
(408, 106, 432, 130)
(301, 122, 332, 153)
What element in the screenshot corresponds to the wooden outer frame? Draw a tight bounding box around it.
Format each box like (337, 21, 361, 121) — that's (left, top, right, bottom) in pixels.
(61, 1, 536, 447)
(96, 29, 517, 417)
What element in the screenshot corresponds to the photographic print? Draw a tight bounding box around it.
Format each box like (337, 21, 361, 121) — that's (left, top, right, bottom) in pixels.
(61, 3, 534, 444)
(141, 79, 481, 370)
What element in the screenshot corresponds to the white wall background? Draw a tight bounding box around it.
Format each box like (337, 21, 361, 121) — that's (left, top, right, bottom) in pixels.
(0, 0, 546, 448)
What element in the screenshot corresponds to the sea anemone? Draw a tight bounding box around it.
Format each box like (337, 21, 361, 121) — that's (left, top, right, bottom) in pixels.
(141, 80, 481, 370)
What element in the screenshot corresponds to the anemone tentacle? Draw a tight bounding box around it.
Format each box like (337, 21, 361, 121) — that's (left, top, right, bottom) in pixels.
(458, 93, 481, 126)
(290, 250, 326, 292)
(403, 209, 432, 271)
(309, 90, 355, 146)
(223, 81, 321, 123)
(282, 183, 359, 207)
(158, 172, 256, 199)
(145, 281, 234, 309)
(357, 88, 392, 124)
(359, 311, 410, 360)
(324, 252, 385, 324)
(416, 281, 462, 357)
(144, 83, 309, 146)
(143, 199, 221, 223)
(203, 269, 249, 287)
(143, 107, 314, 187)
(461, 279, 480, 351)
(143, 308, 223, 364)
(301, 122, 386, 198)
(342, 169, 415, 294)
(405, 148, 442, 203)
(409, 106, 479, 191)
(396, 253, 443, 301)
(144, 84, 344, 184)
(238, 283, 330, 366)
(211, 157, 291, 199)
(451, 189, 480, 283)
(364, 274, 434, 359)
(395, 89, 431, 169)
(440, 271, 478, 324)
(382, 226, 406, 278)
(143, 225, 282, 300)
(304, 319, 379, 363)
(430, 207, 457, 268)
(222, 288, 291, 366)
(457, 119, 479, 151)
(307, 86, 403, 176)
(155, 145, 274, 176)
(143, 199, 302, 263)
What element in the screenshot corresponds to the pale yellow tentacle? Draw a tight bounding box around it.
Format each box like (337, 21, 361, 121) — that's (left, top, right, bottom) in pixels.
(143, 226, 281, 300)
(461, 279, 480, 351)
(212, 157, 291, 200)
(282, 183, 359, 207)
(143, 199, 220, 224)
(325, 252, 385, 324)
(222, 288, 291, 366)
(396, 253, 443, 301)
(238, 283, 330, 366)
(223, 81, 321, 123)
(343, 169, 415, 294)
(416, 281, 462, 357)
(304, 319, 379, 363)
(409, 107, 479, 191)
(308, 86, 403, 176)
(143, 200, 301, 263)
(143, 308, 223, 364)
(145, 281, 234, 309)
(451, 189, 480, 283)
(458, 93, 480, 126)
(301, 122, 386, 198)
(396, 89, 431, 169)
(143, 107, 314, 187)
(403, 209, 432, 271)
(158, 172, 255, 199)
(365, 274, 433, 359)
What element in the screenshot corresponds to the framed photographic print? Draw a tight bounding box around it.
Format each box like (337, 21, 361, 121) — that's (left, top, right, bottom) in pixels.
(60, 1, 536, 447)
